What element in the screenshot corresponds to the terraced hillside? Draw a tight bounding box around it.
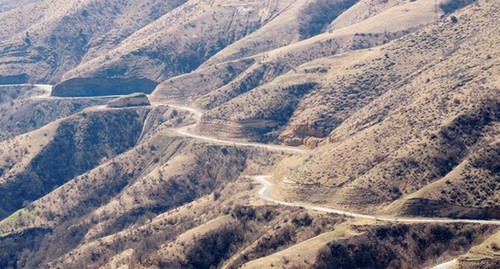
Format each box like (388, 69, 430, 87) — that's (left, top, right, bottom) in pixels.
(0, 0, 498, 268)
(272, 0, 499, 219)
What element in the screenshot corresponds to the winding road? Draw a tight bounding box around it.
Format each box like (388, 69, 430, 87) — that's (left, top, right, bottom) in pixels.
(0, 83, 52, 99)
(166, 100, 500, 226)
(430, 260, 458, 269)
(253, 175, 500, 225)
(176, 121, 306, 154)
(3, 84, 499, 227)
(2, 84, 497, 269)
(163, 101, 500, 269)
(166, 104, 306, 154)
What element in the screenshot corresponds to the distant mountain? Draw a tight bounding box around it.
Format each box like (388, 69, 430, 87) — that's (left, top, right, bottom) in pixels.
(0, 0, 186, 84)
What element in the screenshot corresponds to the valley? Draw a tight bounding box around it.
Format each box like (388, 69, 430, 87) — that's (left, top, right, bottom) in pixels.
(0, 0, 498, 268)
(1, 77, 498, 268)
(18, 85, 497, 225)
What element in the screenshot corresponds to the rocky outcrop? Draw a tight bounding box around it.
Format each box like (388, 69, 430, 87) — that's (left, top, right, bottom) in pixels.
(107, 93, 151, 108)
(52, 78, 158, 97)
(197, 117, 281, 143)
(0, 74, 29, 84)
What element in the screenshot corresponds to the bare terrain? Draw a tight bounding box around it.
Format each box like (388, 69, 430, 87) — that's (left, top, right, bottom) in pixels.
(0, 0, 498, 268)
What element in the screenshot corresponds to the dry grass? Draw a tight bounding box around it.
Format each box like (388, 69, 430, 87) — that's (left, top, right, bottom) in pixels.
(0, 0, 497, 268)
(271, 0, 499, 216)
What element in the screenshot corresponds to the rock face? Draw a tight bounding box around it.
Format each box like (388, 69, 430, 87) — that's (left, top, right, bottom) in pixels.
(0, 74, 29, 84)
(107, 93, 151, 108)
(52, 78, 158, 97)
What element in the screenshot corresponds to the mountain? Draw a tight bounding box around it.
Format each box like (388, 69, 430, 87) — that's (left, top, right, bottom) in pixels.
(271, 0, 499, 219)
(0, 0, 186, 84)
(0, 0, 498, 268)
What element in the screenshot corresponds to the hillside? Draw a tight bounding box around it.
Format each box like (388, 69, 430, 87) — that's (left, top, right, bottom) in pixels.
(458, 231, 500, 268)
(151, 0, 443, 141)
(0, 106, 152, 219)
(0, 85, 109, 141)
(107, 93, 151, 108)
(1, 0, 441, 95)
(270, 0, 499, 218)
(0, 0, 185, 84)
(0, 0, 40, 13)
(0, 0, 498, 268)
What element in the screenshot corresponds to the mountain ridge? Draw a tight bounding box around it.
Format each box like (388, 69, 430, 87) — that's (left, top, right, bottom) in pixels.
(0, 0, 498, 268)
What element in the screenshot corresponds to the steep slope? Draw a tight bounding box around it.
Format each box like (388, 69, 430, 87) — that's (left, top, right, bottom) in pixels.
(201, 0, 359, 66)
(0, 106, 289, 268)
(0, 0, 185, 83)
(152, 0, 442, 141)
(271, 0, 499, 218)
(0, 85, 109, 141)
(0, 0, 440, 95)
(61, 0, 302, 83)
(243, 222, 496, 269)
(0, 0, 40, 13)
(457, 231, 500, 269)
(0, 0, 498, 268)
(0, 107, 151, 219)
